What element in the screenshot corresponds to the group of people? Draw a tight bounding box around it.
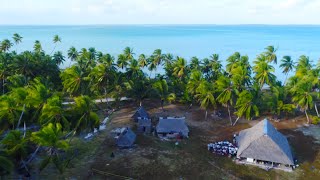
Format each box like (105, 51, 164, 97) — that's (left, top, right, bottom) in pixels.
(207, 141, 238, 156)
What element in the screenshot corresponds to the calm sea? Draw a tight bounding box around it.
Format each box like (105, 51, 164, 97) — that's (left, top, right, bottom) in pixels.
(1, 25, 320, 81)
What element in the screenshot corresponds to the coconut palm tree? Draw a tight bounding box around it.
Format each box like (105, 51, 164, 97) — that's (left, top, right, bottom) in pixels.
(152, 79, 176, 111)
(127, 59, 141, 78)
(296, 55, 312, 78)
(72, 96, 100, 133)
(33, 40, 42, 54)
(253, 55, 276, 90)
(123, 47, 134, 60)
(0, 95, 21, 129)
(280, 56, 294, 85)
(67, 46, 78, 62)
(124, 76, 151, 106)
(216, 75, 236, 125)
(292, 82, 314, 124)
(117, 54, 129, 69)
(233, 90, 259, 126)
(53, 51, 65, 66)
(172, 56, 187, 79)
(138, 54, 148, 68)
(226, 52, 241, 73)
(1, 130, 28, 163)
(12, 33, 23, 52)
(0, 148, 14, 174)
(60, 65, 88, 96)
(264, 45, 277, 64)
(190, 56, 201, 71)
(187, 70, 203, 96)
(0, 39, 13, 52)
(195, 81, 216, 120)
(31, 123, 69, 173)
(40, 95, 70, 129)
(51, 35, 61, 55)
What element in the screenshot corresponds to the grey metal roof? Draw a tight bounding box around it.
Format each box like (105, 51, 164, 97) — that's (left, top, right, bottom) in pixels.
(237, 119, 294, 165)
(116, 128, 136, 147)
(132, 106, 149, 119)
(156, 118, 189, 134)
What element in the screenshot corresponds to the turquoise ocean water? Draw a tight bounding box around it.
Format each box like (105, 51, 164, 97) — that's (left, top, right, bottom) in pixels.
(1, 25, 320, 81)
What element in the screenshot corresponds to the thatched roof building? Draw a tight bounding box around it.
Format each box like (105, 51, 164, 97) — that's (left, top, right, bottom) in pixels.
(236, 119, 294, 165)
(132, 106, 149, 122)
(156, 117, 189, 138)
(115, 127, 136, 148)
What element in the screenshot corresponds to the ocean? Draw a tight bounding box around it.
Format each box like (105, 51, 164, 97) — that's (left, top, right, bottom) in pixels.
(1, 25, 320, 81)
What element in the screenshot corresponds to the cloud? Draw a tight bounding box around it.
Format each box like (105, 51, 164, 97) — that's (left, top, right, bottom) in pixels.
(0, 0, 319, 24)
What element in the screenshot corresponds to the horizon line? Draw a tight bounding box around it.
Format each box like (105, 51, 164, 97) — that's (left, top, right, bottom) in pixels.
(1, 23, 320, 26)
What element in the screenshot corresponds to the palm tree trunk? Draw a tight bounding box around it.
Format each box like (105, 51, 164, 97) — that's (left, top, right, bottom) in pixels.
(315, 103, 319, 117)
(205, 110, 208, 120)
(16, 104, 26, 129)
(50, 45, 56, 55)
(227, 105, 232, 126)
(139, 100, 142, 107)
(283, 74, 288, 86)
(233, 116, 240, 126)
(161, 99, 164, 111)
(305, 110, 310, 124)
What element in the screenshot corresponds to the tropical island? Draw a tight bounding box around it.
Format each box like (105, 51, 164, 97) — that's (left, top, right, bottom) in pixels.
(0, 34, 320, 179)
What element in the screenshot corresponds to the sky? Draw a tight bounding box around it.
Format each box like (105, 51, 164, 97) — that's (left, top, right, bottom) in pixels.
(0, 0, 320, 25)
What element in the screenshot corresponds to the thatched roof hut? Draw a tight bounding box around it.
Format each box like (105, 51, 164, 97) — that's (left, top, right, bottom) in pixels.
(156, 117, 189, 137)
(236, 119, 294, 165)
(115, 128, 136, 148)
(132, 106, 149, 122)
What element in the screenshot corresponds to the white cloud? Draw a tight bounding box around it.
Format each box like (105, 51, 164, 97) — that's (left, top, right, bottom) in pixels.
(0, 0, 319, 24)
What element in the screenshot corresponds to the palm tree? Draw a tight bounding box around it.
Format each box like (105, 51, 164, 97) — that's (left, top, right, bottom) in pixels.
(190, 56, 201, 71)
(0, 39, 13, 52)
(0, 95, 21, 129)
(72, 96, 100, 133)
(253, 55, 276, 90)
(195, 81, 215, 120)
(138, 54, 148, 68)
(123, 47, 135, 60)
(40, 95, 70, 129)
(53, 51, 65, 66)
(124, 76, 151, 106)
(152, 79, 176, 111)
(117, 54, 129, 69)
(226, 52, 241, 73)
(33, 40, 42, 54)
(233, 90, 259, 126)
(60, 65, 88, 96)
(187, 70, 203, 96)
(12, 33, 23, 51)
(296, 55, 312, 78)
(264, 45, 277, 64)
(31, 123, 69, 173)
(67, 46, 79, 65)
(1, 130, 28, 162)
(51, 35, 61, 54)
(280, 56, 294, 85)
(173, 56, 187, 79)
(292, 82, 314, 124)
(127, 59, 141, 78)
(216, 75, 236, 125)
(0, 148, 14, 174)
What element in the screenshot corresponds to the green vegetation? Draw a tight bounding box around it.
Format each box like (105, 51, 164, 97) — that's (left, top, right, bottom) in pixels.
(1, 34, 320, 177)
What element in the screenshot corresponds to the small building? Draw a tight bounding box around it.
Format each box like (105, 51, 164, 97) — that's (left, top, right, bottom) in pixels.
(114, 127, 136, 148)
(132, 106, 150, 122)
(156, 117, 189, 138)
(236, 119, 294, 168)
(137, 117, 152, 134)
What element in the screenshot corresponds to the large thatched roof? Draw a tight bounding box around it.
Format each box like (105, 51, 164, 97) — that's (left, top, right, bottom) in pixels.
(236, 119, 294, 165)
